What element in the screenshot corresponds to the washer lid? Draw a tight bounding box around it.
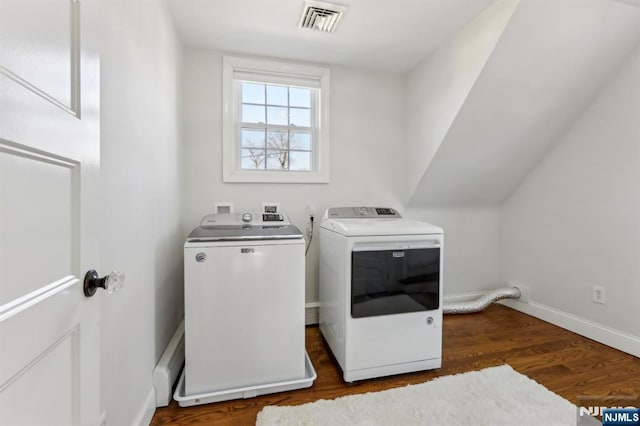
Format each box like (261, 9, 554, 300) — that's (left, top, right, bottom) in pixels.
(187, 224, 303, 242)
(320, 217, 442, 237)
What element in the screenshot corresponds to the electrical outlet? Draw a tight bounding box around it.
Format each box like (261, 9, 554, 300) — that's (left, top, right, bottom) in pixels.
(306, 205, 316, 235)
(306, 205, 316, 221)
(262, 202, 280, 214)
(593, 286, 606, 304)
(214, 202, 233, 214)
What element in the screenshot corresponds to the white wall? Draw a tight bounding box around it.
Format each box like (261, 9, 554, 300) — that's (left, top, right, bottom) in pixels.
(181, 48, 406, 303)
(403, 0, 640, 317)
(405, 207, 501, 296)
(404, 1, 517, 298)
(406, 0, 518, 199)
(411, 0, 640, 206)
(501, 42, 640, 338)
(100, 1, 183, 424)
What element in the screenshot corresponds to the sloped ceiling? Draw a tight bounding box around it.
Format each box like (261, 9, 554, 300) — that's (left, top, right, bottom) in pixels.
(405, 0, 519, 201)
(409, 0, 640, 206)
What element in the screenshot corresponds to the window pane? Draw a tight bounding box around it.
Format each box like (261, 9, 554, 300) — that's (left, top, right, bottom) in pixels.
(241, 149, 265, 169)
(290, 132, 311, 150)
(290, 87, 311, 108)
(242, 104, 265, 124)
(266, 150, 288, 170)
(241, 129, 265, 148)
(267, 106, 288, 125)
(267, 85, 287, 106)
(290, 107, 311, 127)
(242, 82, 265, 104)
(289, 151, 312, 171)
(267, 131, 288, 150)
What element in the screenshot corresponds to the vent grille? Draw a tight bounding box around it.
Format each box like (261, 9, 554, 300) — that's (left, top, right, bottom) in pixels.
(299, 1, 347, 33)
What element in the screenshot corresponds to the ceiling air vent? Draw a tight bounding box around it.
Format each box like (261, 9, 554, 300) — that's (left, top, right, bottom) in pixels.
(299, 1, 347, 33)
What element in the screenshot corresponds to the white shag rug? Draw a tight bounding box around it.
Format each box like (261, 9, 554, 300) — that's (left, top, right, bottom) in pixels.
(256, 365, 578, 426)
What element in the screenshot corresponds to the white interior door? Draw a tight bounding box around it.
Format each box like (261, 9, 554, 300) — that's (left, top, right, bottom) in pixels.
(0, 0, 101, 425)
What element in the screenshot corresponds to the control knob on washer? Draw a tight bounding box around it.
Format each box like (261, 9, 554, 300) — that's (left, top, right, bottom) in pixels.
(242, 212, 252, 222)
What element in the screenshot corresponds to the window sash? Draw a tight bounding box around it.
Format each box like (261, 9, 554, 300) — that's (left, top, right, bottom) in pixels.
(235, 80, 318, 172)
(238, 128, 315, 171)
(234, 70, 321, 89)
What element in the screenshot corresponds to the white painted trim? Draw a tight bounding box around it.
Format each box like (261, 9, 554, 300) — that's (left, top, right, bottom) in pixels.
(0, 276, 78, 322)
(443, 290, 640, 357)
(222, 55, 331, 183)
(152, 319, 185, 407)
(0, 0, 80, 117)
(499, 299, 640, 358)
(305, 301, 320, 325)
(132, 387, 156, 426)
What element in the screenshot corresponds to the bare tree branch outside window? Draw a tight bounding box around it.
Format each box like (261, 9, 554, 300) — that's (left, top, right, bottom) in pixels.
(246, 149, 265, 168)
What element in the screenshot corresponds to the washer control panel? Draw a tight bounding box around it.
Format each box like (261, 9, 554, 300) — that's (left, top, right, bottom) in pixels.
(201, 212, 286, 227)
(262, 213, 284, 222)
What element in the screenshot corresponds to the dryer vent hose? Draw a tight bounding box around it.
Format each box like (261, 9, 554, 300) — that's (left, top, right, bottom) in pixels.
(443, 287, 521, 314)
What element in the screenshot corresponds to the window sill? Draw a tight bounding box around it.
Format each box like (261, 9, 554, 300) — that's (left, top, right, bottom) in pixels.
(223, 169, 330, 184)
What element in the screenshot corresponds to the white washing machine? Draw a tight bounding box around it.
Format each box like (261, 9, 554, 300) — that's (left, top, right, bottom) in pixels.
(319, 207, 443, 382)
(177, 212, 315, 406)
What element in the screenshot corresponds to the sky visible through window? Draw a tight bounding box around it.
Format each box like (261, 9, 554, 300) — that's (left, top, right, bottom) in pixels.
(240, 82, 313, 171)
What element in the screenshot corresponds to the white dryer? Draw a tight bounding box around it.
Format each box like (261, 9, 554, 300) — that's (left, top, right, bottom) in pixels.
(319, 207, 443, 382)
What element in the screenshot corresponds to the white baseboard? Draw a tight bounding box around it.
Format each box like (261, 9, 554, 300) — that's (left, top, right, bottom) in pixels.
(443, 290, 640, 358)
(305, 302, 319, 325)
(309, 290, 640, 358)
(152, 319, 185, 407)
(499, 298, 640, 358)
(132, 387, 156, 426)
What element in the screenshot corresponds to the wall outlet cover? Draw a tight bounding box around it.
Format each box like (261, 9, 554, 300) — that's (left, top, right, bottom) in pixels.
(593, 286, 606, 304)
(214, 202, 234, 214)
(262, 202, 280, 214)
(306, 205, 316, 219)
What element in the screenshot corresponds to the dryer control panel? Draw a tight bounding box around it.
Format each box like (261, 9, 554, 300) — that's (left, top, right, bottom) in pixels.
(326, 207, 401, 219)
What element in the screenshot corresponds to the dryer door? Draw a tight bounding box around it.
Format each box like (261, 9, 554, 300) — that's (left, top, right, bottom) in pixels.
(351, 241, 440, 318)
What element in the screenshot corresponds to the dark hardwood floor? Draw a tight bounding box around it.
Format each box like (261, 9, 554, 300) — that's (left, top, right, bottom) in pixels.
(151, 304, 640, 425)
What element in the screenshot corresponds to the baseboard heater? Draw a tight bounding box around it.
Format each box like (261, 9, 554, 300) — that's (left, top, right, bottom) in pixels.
(305, 301, 319, 325)
(154, 302, 317, 408)
(153, 319, 185, 407)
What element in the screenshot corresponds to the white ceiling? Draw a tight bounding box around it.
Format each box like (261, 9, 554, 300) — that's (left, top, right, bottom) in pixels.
(165, 0, 496, 73)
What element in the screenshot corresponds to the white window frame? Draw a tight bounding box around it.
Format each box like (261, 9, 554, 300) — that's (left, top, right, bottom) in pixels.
(222, 55, 330, 183)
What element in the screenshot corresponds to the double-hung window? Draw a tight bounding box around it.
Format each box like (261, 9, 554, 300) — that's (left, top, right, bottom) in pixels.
(222, 56, 330, 183)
